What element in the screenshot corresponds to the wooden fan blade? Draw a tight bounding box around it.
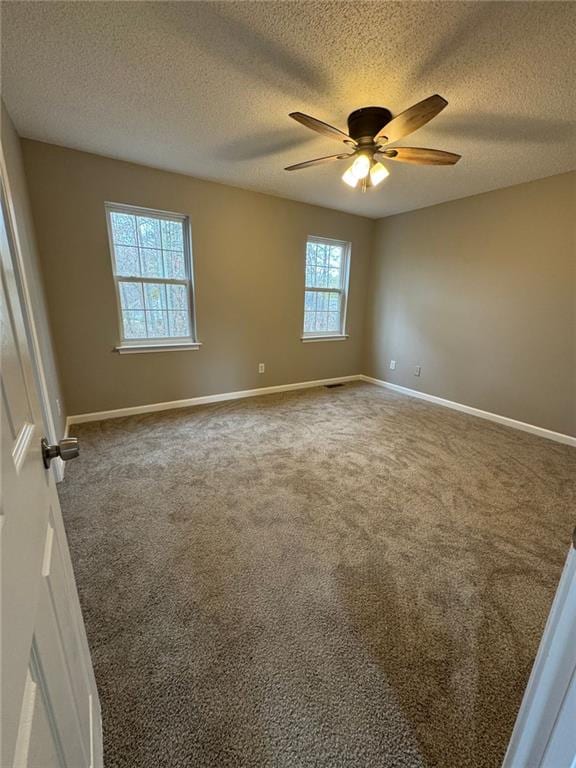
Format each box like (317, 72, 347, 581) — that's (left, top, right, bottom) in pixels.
(289, 112, 355, 145)
(285, 154, 353, 171)
(375, 95, 448, 144)
(379, 147, 461, 165)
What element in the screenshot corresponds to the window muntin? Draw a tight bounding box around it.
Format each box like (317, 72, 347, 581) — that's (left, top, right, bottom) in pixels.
(303, 237, 350, 336)
(106, 204, 196, 345)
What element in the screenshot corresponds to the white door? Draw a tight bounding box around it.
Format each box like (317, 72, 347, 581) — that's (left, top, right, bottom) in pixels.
(503, 542, 576, 768)
(1, 173, 102, 766)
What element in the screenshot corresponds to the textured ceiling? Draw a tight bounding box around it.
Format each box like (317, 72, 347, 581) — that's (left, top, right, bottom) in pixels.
(2, 1, 575, 218)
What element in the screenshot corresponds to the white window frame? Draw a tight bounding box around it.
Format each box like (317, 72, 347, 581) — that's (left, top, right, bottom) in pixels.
(301, 235, 351, 342)
(105, 202, 200, 353)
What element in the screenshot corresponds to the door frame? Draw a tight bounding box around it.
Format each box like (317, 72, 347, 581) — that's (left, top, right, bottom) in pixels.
(503, 540, 576, 767)
(0, 142, 65, 482)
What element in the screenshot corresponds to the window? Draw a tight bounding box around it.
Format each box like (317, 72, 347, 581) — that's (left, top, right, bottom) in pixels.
(302, 236, 350, 340)
(106, 203, 198, 351)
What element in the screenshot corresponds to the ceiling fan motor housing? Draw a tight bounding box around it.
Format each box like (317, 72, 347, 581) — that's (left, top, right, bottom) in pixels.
(347, 107, 392, 143)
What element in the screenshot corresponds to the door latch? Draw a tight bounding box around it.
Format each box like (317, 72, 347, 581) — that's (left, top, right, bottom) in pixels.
(41, 437, 80, 469)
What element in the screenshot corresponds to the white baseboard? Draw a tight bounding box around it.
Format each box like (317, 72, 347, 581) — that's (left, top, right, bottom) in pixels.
(360, 375, 576, 447)
(65, 373, 575, 448)
(66, 375, 362, 426)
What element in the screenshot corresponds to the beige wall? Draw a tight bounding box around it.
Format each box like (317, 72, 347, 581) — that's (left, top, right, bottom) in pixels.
(1, 105, 67, 439)
(21, 140, 374, 416)
(364, 172, 576, 436)
(17, 136, 575, 435)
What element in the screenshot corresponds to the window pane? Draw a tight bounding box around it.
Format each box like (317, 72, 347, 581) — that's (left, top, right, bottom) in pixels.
(329, 246, 342, 267)
(164, 251, 186, 279)
(307, 267, 329, 288)
(303, 311, 315, 333)
(304, 291, 316, 312)
(146, 311, 168, 338)
(305, 242, 318, 266)
(111, 212, 137, 246)
(303, 288, 342, 335)
(328, 268, 341, 288)
(115, 245, 140, 276)
(119, 281, 144, 310)
(144, 283, 166, 311)
(305, 241, 345, 291)
(140, 248, 164, 278)
(315, 244, 327, 267)
(315, 313, 328, 332)
(161, 220, 184, 251)
(168, 310, 190, 337)
(123, 310, 146, 338)
(137, 217, 161, 248)
(166, 284, 188, 311)
(327, 312, 341, 331)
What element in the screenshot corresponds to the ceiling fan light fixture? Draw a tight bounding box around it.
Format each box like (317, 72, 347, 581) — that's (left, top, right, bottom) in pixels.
(370, 161, 389, 187)
(342, 166, 359, 188)
(350, 154, 371, 180)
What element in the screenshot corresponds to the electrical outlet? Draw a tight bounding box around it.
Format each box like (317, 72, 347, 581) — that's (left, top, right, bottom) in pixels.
(414, 365, 421, 377)
(258, 363, 265, 374)
(389, 360, 397, 370)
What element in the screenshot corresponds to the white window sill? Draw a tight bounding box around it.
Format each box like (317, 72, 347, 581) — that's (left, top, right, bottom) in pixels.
(301, 335, 349, 343)
(115, 342, 202, 354)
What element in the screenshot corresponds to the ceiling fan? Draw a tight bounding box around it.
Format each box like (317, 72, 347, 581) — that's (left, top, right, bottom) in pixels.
(285, 94, 461, 190)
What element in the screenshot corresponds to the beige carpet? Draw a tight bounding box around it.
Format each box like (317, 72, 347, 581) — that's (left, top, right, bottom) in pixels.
(59, 382, 576, 768)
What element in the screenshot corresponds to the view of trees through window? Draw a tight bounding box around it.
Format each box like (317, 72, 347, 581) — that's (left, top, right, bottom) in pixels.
(107, 207, 194, 342)
(303, 238, 349, 335)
